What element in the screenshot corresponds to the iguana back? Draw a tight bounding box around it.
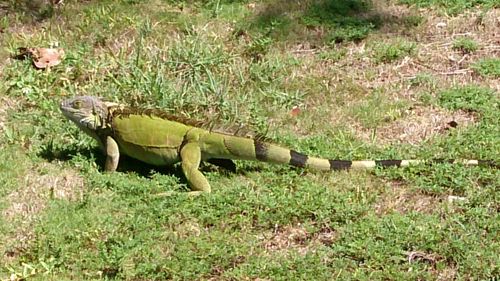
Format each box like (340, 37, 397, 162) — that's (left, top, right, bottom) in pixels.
(60, 96, 497, 194)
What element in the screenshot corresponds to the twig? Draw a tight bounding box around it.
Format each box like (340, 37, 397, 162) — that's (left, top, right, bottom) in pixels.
(439, 69, 472, 75)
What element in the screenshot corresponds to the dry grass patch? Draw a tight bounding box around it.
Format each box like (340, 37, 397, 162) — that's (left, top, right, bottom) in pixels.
(260, 224, 336, 256)
(306, 8, 494, 141)
(406, 9, 498, 84)
(0, 96, 18, 134)
(354, 106, 476, 145)
(2, 163, 84, 219)
(375, 181, 441, 215)
(286, 6, 499, 139)
(1, 163, 84, 263)
(406, 250, 459, 281)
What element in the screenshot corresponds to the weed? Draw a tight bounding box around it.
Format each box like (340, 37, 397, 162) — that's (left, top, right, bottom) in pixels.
(327, 23, 375, 43)
(452, 37, 479, 54)
(472, 58, 500, 78)
(318, 48, 347, 62)
(409, 73, 437, 89)
(304, 0, 381, 43)
(373, 40, 416, 63)
(417, 92, 435, 106)
(244, 36, 273, 62)
(438, 85, 496, 113)
(398, 0, 499, 14)
(402, 14, 425, 27)
(245, 0, 382, 44)
(350, 90, 409, 128)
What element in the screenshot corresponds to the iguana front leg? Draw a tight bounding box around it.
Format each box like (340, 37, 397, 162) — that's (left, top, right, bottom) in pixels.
(180, 142, 211, 194)
(105, 136, 120, 171)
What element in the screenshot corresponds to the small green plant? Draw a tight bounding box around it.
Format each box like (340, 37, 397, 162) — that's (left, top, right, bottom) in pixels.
(350, 90, 409, 128)
(452, 37, 479, 53)
(398, 0, 499, 15)
(328, 24, 374, 43)
(0, 16, 9, 32)
(301, 0, 380, 43)
(472, 58, 500, 78)
(403, 14, 425, 27)
(438, 85, 495, 113)
(244, 36, 273, 62)
(409, 73, 437, 89)
(417, 92, 435, 105)
(373, 40, 416, 63)
(318, 48, 347, 62)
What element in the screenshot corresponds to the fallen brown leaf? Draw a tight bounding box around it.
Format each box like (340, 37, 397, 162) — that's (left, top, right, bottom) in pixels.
(17, 47, 65, 69)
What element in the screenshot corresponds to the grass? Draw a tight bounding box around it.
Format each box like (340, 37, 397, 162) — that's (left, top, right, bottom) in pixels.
(438, 85, 496, 113)
(350, 90, 409, 128)
(472, 58, 500, 78)
(1, 0, 499, 280)
(452, 37, 479, 54)
(372, 39, 417, 63)
(398, 0, 499, 14)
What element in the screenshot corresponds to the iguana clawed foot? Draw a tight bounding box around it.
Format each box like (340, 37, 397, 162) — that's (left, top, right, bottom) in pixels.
(60, 96, 498, 194)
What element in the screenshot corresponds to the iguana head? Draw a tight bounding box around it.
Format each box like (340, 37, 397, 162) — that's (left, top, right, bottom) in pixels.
(60, 96, 109, 131)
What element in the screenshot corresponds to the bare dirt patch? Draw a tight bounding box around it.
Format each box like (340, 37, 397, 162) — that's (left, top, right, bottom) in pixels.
(3, 163, 85, 218)
(260, 224, 336, 256)
(1, 163, 84, 262)
(375, 181, 441, 215)
(354, 106, 477, 146)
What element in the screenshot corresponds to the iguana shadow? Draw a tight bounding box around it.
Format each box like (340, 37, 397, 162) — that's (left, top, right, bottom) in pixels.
(38, 144, 263, 180)
(38, 144, 182, 178)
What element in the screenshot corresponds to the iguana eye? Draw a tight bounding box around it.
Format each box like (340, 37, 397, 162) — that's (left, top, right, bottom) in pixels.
(73, 100, 82, 109)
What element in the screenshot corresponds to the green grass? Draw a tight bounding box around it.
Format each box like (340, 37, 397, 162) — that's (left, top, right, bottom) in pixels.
(240, 0, 386, 44)
(350, 90, 409, 128)
(452, 37, 479, 54)
(1, 0, 499, 280)
(472, 58, 500, 78)
(438, 85, 496, 113)
(398, 0, 499, 14)
(372, 39, 417, 63)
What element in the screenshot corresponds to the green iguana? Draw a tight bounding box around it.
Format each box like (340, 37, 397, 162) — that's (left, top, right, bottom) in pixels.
(60, 96, 496, 194)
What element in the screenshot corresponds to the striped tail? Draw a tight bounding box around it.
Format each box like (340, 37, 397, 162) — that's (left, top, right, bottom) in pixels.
(251, 140, 497, 171)
(310, 159, 497, 171)
(220, 136, 497, 170)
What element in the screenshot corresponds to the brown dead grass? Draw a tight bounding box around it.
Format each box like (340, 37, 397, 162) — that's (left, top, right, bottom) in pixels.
(283, 5, 498, 142)
(406, 250, 459, 280)
(1, 163, 84, 263)
(3, 163, 84, 219)
(436, 266, 458, 281)
(355, 106, 477, 145)
(358, 7, 499, 92)
(375, 181, 441, 215)
(0, 96, 17, 133)
(260, 224, 336, 256)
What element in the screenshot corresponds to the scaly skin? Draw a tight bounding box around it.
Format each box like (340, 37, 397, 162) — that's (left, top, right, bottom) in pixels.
(60, 96, 497, 194)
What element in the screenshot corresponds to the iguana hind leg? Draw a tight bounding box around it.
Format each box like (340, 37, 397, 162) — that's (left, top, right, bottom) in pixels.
(180, 142, 211, 194)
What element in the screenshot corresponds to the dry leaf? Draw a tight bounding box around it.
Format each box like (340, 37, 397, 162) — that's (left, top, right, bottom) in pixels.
(17, 47, 65, 69)
(290, 106, 301, 117)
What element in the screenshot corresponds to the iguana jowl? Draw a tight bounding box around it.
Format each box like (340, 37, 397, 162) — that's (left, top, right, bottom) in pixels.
(60, 96, 496, 194)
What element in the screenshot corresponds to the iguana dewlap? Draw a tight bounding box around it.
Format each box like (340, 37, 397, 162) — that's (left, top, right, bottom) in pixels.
(60, 96, 496, 194)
